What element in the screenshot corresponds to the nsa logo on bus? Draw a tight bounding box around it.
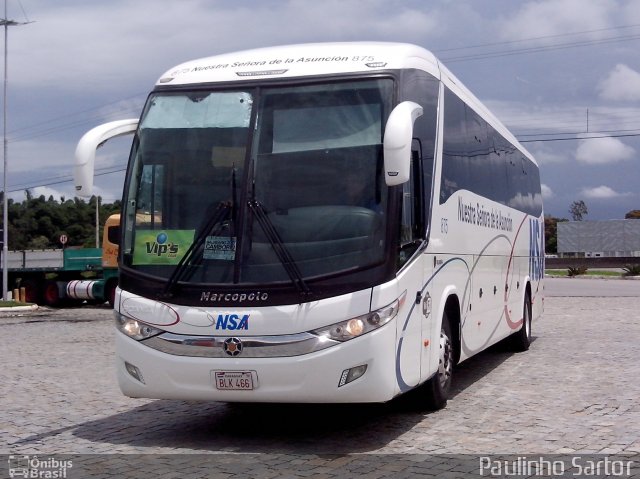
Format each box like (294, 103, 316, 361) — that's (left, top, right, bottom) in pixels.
(216, 314, 250, 330)
(529, 219, 543, 281)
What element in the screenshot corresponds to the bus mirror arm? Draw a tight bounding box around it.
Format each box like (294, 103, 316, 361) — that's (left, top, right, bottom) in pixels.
(383, 101, 423, 186)
(74, 119, 139, 197)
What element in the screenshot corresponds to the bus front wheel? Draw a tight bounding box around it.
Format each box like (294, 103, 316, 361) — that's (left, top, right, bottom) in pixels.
(423, 315, 454, 410)
(510, 292, 532, 352)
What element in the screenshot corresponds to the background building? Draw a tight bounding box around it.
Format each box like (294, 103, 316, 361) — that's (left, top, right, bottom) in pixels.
(557, 220, 640, 258)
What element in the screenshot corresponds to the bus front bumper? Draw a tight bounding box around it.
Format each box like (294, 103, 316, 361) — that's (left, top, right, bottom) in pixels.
(115, 325, 399, 403)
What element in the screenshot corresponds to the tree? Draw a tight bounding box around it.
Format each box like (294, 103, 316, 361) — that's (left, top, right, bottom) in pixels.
(569, 200, 588, 221)
(625, 210, 640, 219)
(29, 235, 50, 249)
(4, 196, 121, 250)
(544, 216, 567, 254)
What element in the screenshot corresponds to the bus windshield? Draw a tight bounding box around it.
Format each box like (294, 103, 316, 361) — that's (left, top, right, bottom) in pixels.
(122, 78, 394, 289)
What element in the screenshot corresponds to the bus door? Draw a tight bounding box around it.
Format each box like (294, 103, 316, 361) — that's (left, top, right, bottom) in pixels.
(395, 148, 427, 391)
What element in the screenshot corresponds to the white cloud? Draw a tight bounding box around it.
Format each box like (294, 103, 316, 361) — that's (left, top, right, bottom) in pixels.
(581, 185, 631, 199)
(541, 184, 554, 199)
(8, 181, 76, 203)
(12, 0, 441, 94)
(598, 64, 640, 102)
(575, 137, 635, 164)
(622, 0, 640, 23)
(10, 139, 74, 173)
(30, 186, 66, 201)
(530, 146, 566, 164)
(499, 0, 614, 41)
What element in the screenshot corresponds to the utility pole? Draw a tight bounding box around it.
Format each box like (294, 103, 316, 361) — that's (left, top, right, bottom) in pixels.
(1, 1, 31, 301)
(586, 108, 589, 133)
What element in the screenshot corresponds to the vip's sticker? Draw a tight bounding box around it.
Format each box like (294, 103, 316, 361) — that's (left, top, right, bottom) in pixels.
(133, 230, 195, 265)
(204, 236, 237, 260)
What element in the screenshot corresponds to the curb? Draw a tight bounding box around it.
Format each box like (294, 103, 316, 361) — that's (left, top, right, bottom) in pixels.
(0, 304, 39, 313)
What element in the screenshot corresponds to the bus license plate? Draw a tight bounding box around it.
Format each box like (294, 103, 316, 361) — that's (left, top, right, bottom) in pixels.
(214, 371, 254, 390)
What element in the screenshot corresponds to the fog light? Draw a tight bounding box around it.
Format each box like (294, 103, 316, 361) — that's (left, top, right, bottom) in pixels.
(124, 361, 145, 384)
(338, 364, 368, 387)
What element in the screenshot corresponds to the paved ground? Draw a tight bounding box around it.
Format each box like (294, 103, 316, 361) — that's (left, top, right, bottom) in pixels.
(545, 276, 640, 297)
(1, 278, 639, 477)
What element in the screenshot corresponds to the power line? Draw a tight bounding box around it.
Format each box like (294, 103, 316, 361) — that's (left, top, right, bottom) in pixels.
(8, 165, 126, 192)
(442, 33, 640, 63)
(8, 104, 144, 143)
(7, 92, 145, 137)
(9, 108, 141, 143)
(434, 23, 640, 53)
(518, 132, 640, 143)
(516, 127, 640, 138)
(504, 110, 640, 128)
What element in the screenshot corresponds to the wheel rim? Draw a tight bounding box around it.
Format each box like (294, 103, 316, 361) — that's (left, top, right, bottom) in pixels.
(438, 329, 453, 389)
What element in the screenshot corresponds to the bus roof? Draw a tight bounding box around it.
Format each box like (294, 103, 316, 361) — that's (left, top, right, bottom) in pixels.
(156, 42, 440, 86)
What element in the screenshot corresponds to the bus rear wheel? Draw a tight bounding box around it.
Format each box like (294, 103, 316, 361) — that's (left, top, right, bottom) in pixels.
(423, 315, 454, 410)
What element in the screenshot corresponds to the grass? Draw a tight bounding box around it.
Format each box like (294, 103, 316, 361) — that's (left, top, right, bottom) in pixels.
(0, 300, 33, 307)
(545, 269, 624, 278)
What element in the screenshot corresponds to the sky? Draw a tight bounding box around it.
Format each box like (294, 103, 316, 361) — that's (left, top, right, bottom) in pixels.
(3, 0, 640, 221)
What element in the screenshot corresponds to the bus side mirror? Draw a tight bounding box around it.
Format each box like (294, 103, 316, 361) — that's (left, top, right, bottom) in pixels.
(383, 101, 423, 186)
(74, 119, 139, 197)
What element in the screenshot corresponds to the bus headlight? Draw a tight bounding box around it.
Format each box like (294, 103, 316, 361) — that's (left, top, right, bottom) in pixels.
(114, 311, 164, 341)
(312, 292, 406, 342)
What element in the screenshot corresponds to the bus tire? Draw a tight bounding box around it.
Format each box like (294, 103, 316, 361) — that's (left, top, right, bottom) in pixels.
(510, 292, 532, 352)
(423, 314, 454, 410)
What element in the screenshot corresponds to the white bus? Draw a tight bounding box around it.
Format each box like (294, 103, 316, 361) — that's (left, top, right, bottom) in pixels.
(75, 42, 544, 409)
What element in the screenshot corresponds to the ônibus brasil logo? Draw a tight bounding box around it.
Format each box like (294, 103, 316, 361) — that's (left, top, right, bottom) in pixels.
(146, 232, 179, 258)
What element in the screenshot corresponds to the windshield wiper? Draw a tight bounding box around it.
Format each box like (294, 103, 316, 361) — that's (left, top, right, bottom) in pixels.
(160, 201, 231, 299)
(248, 199, 312, 300)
